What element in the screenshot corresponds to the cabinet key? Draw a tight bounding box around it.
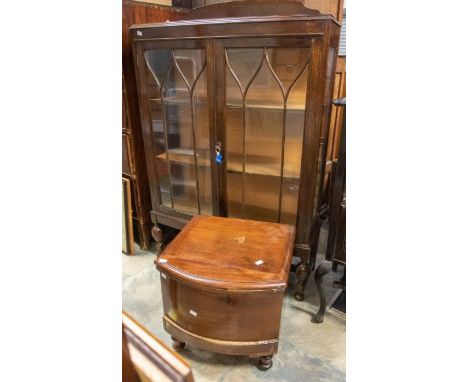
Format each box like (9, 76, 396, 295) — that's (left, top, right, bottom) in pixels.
(215, 142, 223, 165)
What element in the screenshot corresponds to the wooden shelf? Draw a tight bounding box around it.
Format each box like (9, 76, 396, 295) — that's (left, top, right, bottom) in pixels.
(226, 92, 306, 111)
(149, 95, 208, 105)
(159, 189, 296, 225)
(149, 94, 306, 111)
(227, 152, 301, 179)
(156, 149, 301, 179)
(156, 149, 208, 167)
(227, 200, 297, 226)
(160, 191, 213, 215)
(228, 103, 304, 111)
(159, 176, 197, 191)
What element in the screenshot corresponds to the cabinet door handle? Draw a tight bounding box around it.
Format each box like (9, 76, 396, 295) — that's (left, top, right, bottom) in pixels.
(215, 142, 223, 165)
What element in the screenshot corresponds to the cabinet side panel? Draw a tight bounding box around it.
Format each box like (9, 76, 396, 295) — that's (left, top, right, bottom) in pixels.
(296, 37, 325, 243)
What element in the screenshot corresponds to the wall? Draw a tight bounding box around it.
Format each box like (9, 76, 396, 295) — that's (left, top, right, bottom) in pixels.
(191, 0, 344, 21)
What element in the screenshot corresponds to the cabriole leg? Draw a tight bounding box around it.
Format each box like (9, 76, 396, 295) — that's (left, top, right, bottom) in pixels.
(312, 260, 332, 323)
(294, 245, 311, 301)
(151, 225, 163, 255)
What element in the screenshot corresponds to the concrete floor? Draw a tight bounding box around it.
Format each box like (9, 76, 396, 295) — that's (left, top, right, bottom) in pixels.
(122, 226, 346, 382)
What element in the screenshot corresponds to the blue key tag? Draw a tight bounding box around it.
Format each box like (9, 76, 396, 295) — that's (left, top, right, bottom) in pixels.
(215, 142, 223, 165)
(215, 151, 223, 164)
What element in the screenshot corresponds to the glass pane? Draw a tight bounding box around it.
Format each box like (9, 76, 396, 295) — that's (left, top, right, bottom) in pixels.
(280, 66, 308, 225)
(245, 58, 284, 171)
(225, 53, 244, 218)
(146, 51, 172, 208)
(192, 64, 212, 215)
(266, 48, 309, 97)
(145, 48, 211, 214)
(226, 48, 263, 93)
(145, 50, 172, 87)
(171, 162, 198, 214)
(244, 174, 280, 222)
(227, 172, 242, 218)
(225, 72, 243, 174)
(226, 68, 243, 107)
(198, 165, 212, 215)
(174, 49, 207, 93)
(245, 107, 283, 177)
(225, 46, 309, 224)
(148, 100, 172, 209)
(280, 178, 300, 225)
(155, 158, 171, 207)
(163, 60, 198, 212)
(283, 110, 305, 179)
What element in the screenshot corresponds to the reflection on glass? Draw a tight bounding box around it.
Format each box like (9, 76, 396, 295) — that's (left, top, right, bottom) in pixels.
(226, 48, 263, 95)
(145, 48, 211, 214)
(145, 50, 172, 88)
(225, 47, 309, 224)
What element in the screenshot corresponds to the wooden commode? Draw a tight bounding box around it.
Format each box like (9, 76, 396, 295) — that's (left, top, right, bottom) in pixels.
(155, 215, 295, 370)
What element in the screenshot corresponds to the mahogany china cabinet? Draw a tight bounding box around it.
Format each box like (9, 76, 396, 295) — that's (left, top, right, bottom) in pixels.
(131, 0, 341, 300)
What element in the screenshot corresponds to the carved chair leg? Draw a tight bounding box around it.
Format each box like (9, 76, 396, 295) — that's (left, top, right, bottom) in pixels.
(151, 225, 163, 255)
(171, 336, 185, 352)
(332, 261, 339, 272)
(258, 355, 273, 370)
(312, 260, 332, 323)
(308, 223, 322, 274)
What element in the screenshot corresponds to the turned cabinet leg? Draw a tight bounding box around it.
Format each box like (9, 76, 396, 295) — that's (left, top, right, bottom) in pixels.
(151, 225, 163, 255)
(171, 336, 185, 352)
(294, 217, 325, 301)
(294, 245, 312, 301)
(294, 262, 307, 301)
(258, 355, 273, 370)
(312, 260, 332, 323)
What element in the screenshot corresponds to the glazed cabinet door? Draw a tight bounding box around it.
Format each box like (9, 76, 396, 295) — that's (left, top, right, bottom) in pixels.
(215, 38, 314, 227)
(135, 40, 218, 223)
